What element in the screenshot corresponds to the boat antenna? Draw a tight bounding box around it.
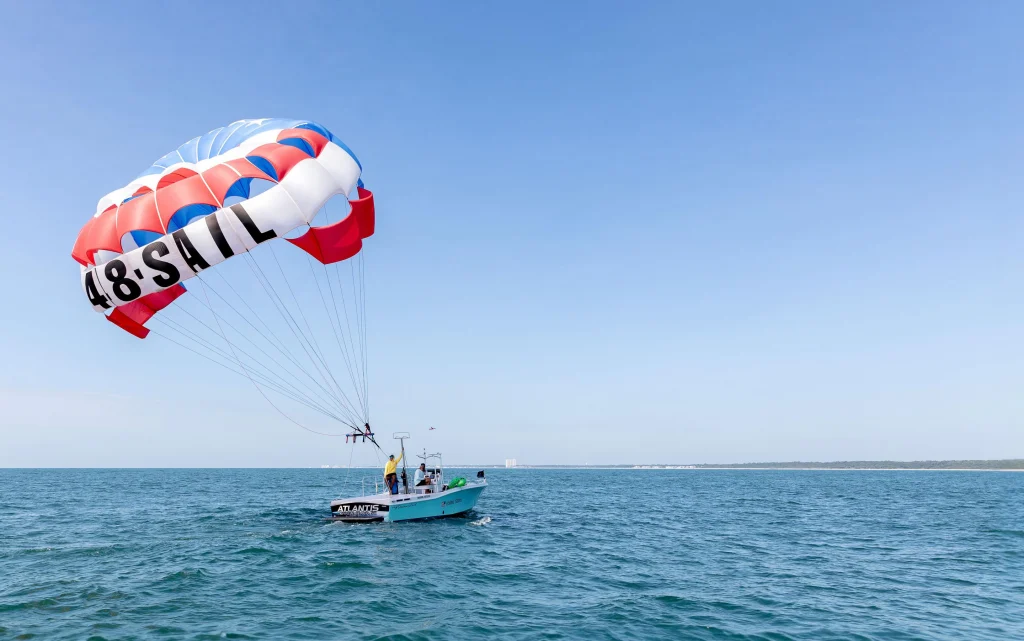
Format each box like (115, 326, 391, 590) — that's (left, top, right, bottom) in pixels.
(394, 432, 410, 494)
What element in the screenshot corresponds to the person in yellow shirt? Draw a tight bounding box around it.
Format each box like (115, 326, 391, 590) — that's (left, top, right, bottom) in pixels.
(383, 452, 403, 494)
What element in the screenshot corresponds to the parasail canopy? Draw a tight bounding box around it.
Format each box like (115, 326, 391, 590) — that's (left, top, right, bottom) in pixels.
(72, 118, 377, 436)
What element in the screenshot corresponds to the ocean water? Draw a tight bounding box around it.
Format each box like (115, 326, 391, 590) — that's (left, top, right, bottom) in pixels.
(1, 469, 1023, 640)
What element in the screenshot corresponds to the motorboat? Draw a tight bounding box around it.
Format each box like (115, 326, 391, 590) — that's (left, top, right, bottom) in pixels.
(330, 432, 486, 523)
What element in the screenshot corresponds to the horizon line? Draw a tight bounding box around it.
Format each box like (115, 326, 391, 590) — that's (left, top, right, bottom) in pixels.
(3, 457, 1023, 470)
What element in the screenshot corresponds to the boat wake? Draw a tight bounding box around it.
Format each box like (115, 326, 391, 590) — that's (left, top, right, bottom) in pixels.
(469, 516, 492, 527)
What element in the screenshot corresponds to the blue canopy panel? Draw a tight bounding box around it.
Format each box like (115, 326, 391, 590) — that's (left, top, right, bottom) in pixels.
(277, 137, 316, 157)
(166, 203, 218, 233)
(129, 230, 163, 247)
(224, 177, 254, 201)
(245, 155, 278, 182)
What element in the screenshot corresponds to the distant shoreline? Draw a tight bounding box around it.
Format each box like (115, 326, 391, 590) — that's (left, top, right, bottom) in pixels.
(3, 462, 1022, 470)
(318, 459, 1024, 471)
(473, 464, 1024, 468)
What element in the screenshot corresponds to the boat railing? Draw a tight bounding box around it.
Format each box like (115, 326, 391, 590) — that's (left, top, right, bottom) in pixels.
(360, 475, 386, 497)
(414, 449, 446, 494)
(359, 473, 422, 497)
(356, 452, 450, 498)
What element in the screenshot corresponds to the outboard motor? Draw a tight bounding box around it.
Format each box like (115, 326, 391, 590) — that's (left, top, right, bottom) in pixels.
(476, 470, 485, 479)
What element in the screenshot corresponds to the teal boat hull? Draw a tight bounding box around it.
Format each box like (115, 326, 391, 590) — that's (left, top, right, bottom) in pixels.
(386, 484, 485, 522)
(330, 481, 486, 523)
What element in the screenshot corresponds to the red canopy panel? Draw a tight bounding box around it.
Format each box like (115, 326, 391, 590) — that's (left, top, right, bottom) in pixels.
(246, 143, 312, 181)
(114, 191, 162, 240)
(155, 173, 222, 224)
(287, 189, 374, 265)
(106, 284, 187, 339)
(72, 206, 121, 266)
(201, 161, 275, 204)
(156, 167, 199, 190)
(277, 128, 330, 156)
(72, 157, 279, 265)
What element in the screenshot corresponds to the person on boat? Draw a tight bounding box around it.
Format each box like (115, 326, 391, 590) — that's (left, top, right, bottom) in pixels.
(414, 463, 433, 492)
(384, 453, 402, 494)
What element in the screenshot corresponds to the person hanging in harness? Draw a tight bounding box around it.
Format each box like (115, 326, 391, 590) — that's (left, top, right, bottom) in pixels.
(383, 452, 403, 495)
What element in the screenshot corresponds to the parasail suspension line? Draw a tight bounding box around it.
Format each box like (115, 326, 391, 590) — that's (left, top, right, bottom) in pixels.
(194, 276, 355, 437)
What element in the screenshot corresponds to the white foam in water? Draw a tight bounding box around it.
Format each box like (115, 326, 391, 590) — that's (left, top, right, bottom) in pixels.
(469, 516, 492, 526)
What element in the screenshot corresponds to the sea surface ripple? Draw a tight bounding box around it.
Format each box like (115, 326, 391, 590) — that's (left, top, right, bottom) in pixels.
(1, 469, 1023, 640)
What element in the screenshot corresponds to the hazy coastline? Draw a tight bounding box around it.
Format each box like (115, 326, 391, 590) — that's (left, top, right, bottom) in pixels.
(316, 459, 1024, 471)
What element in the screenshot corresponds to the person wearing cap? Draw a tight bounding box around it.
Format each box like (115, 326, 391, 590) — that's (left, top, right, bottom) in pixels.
(383, 452, 403, 494)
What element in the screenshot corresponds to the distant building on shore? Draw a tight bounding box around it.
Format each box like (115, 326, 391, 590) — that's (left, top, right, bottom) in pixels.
(505, 458, 518, 468)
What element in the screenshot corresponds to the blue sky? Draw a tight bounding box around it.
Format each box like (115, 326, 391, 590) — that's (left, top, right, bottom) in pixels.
(0, 2, 1021, 466)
